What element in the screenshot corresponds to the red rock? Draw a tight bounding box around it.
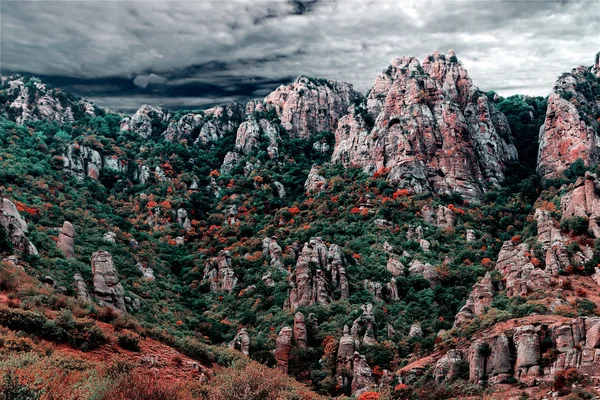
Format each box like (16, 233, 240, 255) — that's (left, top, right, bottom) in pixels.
(293, 312, 307, 348)
(332, 51, 517, 201)
(537, 54, 600, 179)
(275, 326, 292, 374)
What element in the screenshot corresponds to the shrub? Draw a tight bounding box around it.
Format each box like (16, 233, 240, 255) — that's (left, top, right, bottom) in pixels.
(0, 371, 42, 400)
(100, 370, 192, 400)
(560, 216, 589, 235)
(117, 333, 141, 352)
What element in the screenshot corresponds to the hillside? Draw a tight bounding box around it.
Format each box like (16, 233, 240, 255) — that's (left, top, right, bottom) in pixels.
(0, 51, 599, 399)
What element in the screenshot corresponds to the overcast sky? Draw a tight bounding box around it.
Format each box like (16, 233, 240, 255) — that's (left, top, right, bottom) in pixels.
(1, 0, 599, 111)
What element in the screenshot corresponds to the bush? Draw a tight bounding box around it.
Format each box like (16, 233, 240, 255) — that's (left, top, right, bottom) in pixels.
(117, 333, 141, 352)
(561, 216, 589, 235)
(100, 370, 191, 400)
(0, 371, 42, 400)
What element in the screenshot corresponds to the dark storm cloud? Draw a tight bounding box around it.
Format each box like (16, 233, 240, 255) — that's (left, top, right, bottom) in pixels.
(1, 0, 598, 112)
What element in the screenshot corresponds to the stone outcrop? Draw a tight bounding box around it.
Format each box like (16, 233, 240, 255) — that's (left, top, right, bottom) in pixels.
(363, 280, 383, 302)
(228, 328, 250, 356)
(466, 229, 476, 242)
(264, 75, 358, 140)
(409, 323, 424, 338)
(331, 51, 518, 201)
(120, 105, 171, 139)
(91, 251, 125, 311)
(163, 103, 244, 145)
(537, 53, 600, 179)
(387, 278, 400, 301)
(495, 241, 551, 297)
(262, 237, 284, 269)
(408, 259, 440, 287)
(287, 238, 350, 311)
(534, 208, 563, 247)
(421, 205, 455, 228)
(0, 199, 38, 256)
(275, 326, 293, 374)
(137, 263, 155, 281)
(434, 349, 465, 383)
(351, 352, 374, 395)
(453, 272, 494, 327)
(304, 164, 326, 193)
(351, 304, 376, 346)
(56, 221, 75, 259)
(73, 273, 90, 301)
(560, 172, 600, 238)
(294, 312, 308, 348)
(2, 75, 94, 125)
(203, 250, 237, 293)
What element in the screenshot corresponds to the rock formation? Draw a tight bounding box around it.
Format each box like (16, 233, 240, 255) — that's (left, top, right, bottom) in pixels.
(262, 237, 284, 269)
(328, 244, 349, 299)
(163, 103, 244, 144)
(560, 172, 600, 238)
(495, 241, 551, 297)
(203, 250, 237, 293)
(275, 326, 293, 374)
(434, 349, 465, 383)
(294, 312, 308, 348)
(120, 105, 171, 139)
(421, 205, 455, 228)
(331, 51, 518, 201)
(56, 221, 75, 259)
(73, 273, 90, 301)
(466, 229, 476, 242)
(408, 259, 440, 287)
(0, 199, 38, 256)
(351, 352, 374, 395)
(228, 328, 250, 356)
(264, 75, 358, 140)
(351, 304, 377, 346)
(537, 53, 600, 179)
(453, 272, 494, 327)
(91, 251, 125, 311)
(409, 323, 424, 338)
(304, 164, 326, 193)
(2, 75, 94, 125)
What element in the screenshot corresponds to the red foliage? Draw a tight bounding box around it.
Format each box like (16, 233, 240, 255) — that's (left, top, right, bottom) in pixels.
(289, 207, 301, 215)
(531, 257, 542, 267)
(372, 167, 390, 178)
(209, 169, 220, 177)
(510, 235, 522, 244)
(350, 207, 361, 214)
(481, 257, 493, 267)
(357, 392, 380, 400)
(392, 189, 410, 198)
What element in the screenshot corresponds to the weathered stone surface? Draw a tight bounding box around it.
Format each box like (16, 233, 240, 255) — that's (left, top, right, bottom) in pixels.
(2, 76, 93, 125)
(409, 323, 423, 338)
(62, 144, 103, 180)
(560, 172, 600, 238)
(387, 278, 400, 301)
(408, 259, 440, 287)
(466, 229, 476, 242)
(163, 103, 244, 144)
(419, 238, 431, 252)
(275, 326, 293, 374)
(264, 75, 358, 140)
(535, 209, 563, 247)
(263, 237, 284, 269)
(228, 328, 250, 356)
(328, 244, 349, 299)
(351, 352, 374, 395)
(73, 273, 90, 301)
(363, 280, 383, 302)
(137, 262, 155, 281)
(91, 251, 125, 311)
(304, 164, 326, 193)
(0, 199, 38, 256)
(386, 256, 405, 277)
(120, 105, 171, 139)
(332, 51, 517, 201)
(421, 205, 455, 228)
(434, 349, 464, 383)
(453, 272, 494, 327)
(203, 250, 237, 293)
(495, 241, 550, 297)
(513, 325, 541, 380)
(537, 54, 600, 179)
(57, 221, 75, 259)
(351, 304, 376, 346)
(294, 312, 308, 348)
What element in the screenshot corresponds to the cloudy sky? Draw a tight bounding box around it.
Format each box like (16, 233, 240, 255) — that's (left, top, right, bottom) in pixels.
(1, 0, 599, 111)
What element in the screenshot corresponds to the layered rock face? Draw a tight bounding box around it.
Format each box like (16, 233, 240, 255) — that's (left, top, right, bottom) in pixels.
(1, 75, 95, 125)
(262, 236, 284, 269)
(91, 251, 125, 311)
(275, 326, 293, 374)
(495, 241, 551, 297)
(560, 172, 600, 238)
(120, 105, 171, 139)
(537, 53, 600, 179)
(331, 51, 518, 201)
(73, 273, 90, 301)
(228, 328, 250, 356)
(203, 250, 237, 293)
(287, 237, 348, 311)
(264, 75, 358, 140)
(453, 272, 494, 327)
(336, 325, 374, 395)
(293, 312, 308, 348)
(0, 199, 38, 256)
(163, 103, 244, 144)
(436, 317, 600, 385)
(56, 221, 75, 259)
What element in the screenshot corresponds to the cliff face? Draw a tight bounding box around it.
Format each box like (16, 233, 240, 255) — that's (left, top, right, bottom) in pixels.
(331, 51, 518, 201)
(537, 53, 600, 179)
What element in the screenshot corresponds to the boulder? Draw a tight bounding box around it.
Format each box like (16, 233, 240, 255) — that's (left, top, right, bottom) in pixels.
(351, 352, 374, 395)
(73, 273, 90, 301)
(91, 251, 125, 311)
(0, 199, 38, 256)
(304, 164, 326, 193)
(228, 328, 250, 356)
(56, 221, 75, 259)
(294, 312, 308, 348)
(275, 327, 293, 374)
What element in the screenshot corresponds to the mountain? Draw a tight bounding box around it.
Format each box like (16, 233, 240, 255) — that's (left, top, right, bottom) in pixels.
(0, 52, 598, 399)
